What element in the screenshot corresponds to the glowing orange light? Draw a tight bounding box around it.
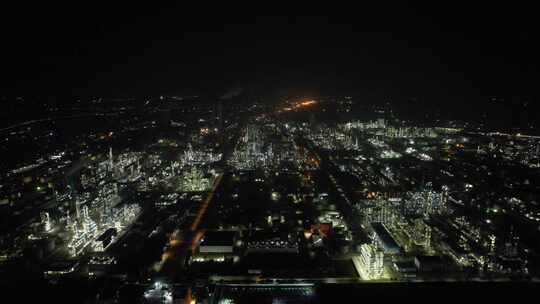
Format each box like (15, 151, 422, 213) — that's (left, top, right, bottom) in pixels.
(161, 251, 171, 261)
(300, 100, 316, 106)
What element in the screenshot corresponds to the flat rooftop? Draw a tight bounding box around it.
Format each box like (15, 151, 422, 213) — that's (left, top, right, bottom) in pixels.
(371, 222, 400, 252)
(201, 231, 236, 247)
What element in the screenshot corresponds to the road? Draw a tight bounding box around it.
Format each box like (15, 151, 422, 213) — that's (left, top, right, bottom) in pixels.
(190, 173, 223, 232)
(158, 173, 224, 277)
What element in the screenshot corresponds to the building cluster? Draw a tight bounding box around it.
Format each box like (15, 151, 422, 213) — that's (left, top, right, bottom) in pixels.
(2, 95, 540, 302)
(291, 117, 538, 281)
(343, 119, 438, 138)
(0, 145, 145, 279)
(179, 143, 222, 167)
(354, 243, 385, 280)
(229, 124, 315, 171)
(304, 126, 350, 151)
(401, 184, 449, 217)
(177, 166, 211, 192)
(134, 141, 218, 193)
(479, 135, 540, 168)
(246, 231, 299, 254)
(53, 177, 141, 257)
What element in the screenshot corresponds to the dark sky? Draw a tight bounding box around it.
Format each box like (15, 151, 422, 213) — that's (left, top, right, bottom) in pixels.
(2, 2, 539, 99)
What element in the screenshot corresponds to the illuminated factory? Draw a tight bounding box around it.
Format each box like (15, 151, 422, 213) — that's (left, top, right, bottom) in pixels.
(180, 143, 222, 166)
(229, 123, 311, 170)
(33, 148, 144, 258)
(178, 166, 211, 192)
(353, 243, 385, 280)
(66, 205, 98, 256)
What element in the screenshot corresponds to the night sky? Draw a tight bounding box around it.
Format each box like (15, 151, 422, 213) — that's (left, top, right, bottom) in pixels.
(2, 2, 539, 100)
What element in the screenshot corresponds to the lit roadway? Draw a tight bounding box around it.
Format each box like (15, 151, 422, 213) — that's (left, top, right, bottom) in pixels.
(159, 125, 243, 275)
(160, 173, 224, 269)
(189, 173, 223, 246)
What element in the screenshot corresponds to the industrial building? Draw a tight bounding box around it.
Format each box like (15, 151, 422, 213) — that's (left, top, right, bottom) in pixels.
(371, 223, 400, 254)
